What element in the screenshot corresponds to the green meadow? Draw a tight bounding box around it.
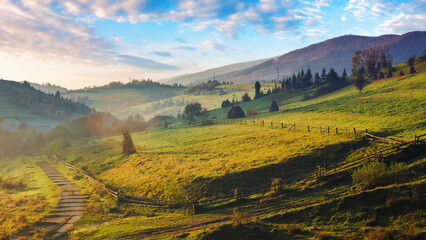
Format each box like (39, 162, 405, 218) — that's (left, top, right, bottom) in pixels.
(1, 61, 425, 239)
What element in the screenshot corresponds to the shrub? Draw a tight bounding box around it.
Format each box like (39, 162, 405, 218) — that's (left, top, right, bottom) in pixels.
(246, 107, 258, 116)
(352, 161, 409, 191)
(352, 161, 386, 191)
(1, 176, 27, 190)
(271, 178, 284, 195)
(232, 209, 248, 226)
(365, 228, 393, 240)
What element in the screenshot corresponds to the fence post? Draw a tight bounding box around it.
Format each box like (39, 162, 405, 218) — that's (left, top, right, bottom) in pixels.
(281, 123, 284, 128)
(271, 121, 273, 126)
(308, 125, 310, 132)
(353, 128, 356, 134)
(327, 126, 330, 133)
(336, 127, 338, 134)
(294, 123, 296, 131)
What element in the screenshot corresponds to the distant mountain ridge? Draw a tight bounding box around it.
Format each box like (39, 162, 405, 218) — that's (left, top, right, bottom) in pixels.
(167, 31, 426, 85)
(160, 57, 273, 85)
(29, 82, 68, 94)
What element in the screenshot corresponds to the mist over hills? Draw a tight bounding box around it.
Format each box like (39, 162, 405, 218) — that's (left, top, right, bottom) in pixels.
(160, 57, 273, 85)
(166, 31, 426, 85)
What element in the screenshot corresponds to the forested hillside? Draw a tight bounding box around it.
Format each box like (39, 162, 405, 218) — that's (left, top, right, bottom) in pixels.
(0, 79, 92, 130)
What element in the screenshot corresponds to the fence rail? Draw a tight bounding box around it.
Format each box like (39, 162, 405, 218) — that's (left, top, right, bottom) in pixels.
(211, 118, 372, 136)
(52, 130, 425, 212)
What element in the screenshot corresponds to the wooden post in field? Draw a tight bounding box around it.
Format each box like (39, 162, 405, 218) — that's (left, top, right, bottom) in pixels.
(293, 123, 296, 131)
(281, 123, 284, 128)
(327, 126, 330, 133)
(353, 128, 356, 134)
(308, 125, 310, 132)
(271, 121, 273, 126)
(336, 127, 338, 134)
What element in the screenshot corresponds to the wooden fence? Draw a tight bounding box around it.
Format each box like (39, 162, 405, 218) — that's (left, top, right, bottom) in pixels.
(213, 118, 371, 136)
(53, 153, 189, 207)
(52, 131, 425, 212)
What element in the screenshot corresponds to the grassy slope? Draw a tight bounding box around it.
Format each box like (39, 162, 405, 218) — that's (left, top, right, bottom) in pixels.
(41, 62, 425, 239)
(203, 62, 426, 138)
(0, 153, 61, 238)
(5, 61, 424, 239)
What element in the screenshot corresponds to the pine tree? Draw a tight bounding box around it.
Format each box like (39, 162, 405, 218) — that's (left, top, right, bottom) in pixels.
(321, 68, 327, 83)
(314, 72, 320, 85)
(304, 68, 313, 87)
(255, 81, 261, 98)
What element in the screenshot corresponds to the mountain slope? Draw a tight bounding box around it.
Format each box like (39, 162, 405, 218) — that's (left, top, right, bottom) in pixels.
(180, 31, 426, 84)
(160, 57, 273, 85)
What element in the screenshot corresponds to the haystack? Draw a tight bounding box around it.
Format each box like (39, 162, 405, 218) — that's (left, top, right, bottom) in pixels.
(398, 70, 405, 76)
(409, 66, 416, 74)
(385, 70, 393, 78)
(221, 99, 231, 108)
(269, 99, 279, 112)
(122, 130, 136, 154)
(227, 106, 245, 119)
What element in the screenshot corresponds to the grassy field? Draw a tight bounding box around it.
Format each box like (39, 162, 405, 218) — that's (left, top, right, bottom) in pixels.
(3, 61, 425, 239)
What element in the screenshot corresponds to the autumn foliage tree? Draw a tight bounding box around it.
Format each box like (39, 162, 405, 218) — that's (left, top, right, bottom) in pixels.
(352, 45, 392, 76)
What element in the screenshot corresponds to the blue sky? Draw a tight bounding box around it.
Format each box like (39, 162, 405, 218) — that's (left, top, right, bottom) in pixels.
(0, 0, 425, 89)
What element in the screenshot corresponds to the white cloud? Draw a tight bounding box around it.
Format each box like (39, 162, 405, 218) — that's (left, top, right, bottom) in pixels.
(259, 0, 279, 12)
(341, 14, 347, 22)
(344, 0, 394, 19)
(376, 13, 426, 34)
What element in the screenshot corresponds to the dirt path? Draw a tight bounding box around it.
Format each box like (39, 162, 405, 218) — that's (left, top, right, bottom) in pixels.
(37, 162, 89, 239)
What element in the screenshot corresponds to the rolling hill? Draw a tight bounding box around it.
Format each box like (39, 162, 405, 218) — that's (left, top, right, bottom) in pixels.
(38, 60, 425, 239)
(0, 79, 92, 130)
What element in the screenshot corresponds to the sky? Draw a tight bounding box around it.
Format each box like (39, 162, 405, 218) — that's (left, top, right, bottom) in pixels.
(0, 0, 425, 89)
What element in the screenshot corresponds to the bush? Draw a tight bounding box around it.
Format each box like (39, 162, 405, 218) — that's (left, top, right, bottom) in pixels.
(352, 161, 386, 191)
(232, 209, 248, 226)
(1, 176, 27, 189)
(245, 107, 258, 116)
(352, 161, 409, 191)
